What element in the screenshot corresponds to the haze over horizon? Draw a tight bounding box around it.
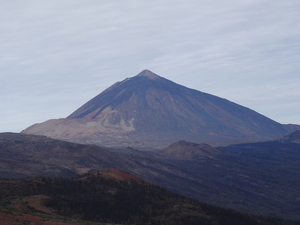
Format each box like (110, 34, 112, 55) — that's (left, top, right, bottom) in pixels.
(1, 1, 300, 132)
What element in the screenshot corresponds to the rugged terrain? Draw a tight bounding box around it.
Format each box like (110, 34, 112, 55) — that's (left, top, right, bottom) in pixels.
(1, 131, 300, 220)
(21, 70, 298, 148)
(0, 169, 298, 225)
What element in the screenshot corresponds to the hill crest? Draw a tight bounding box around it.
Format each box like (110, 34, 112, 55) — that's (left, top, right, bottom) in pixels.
(162, 140, 223, 159)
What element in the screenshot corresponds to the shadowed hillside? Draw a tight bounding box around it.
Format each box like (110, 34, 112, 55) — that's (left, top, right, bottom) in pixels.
(0, 169, 298, 225)
(0, 132, 143, 178)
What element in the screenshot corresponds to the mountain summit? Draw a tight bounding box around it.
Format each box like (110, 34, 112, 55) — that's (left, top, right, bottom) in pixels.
(22, 70, 292, 148)
(136, 69, 161, 79)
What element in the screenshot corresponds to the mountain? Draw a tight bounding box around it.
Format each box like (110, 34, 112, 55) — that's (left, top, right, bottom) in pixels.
(22, 69, 294, 148)
(0, 169, 297, 225)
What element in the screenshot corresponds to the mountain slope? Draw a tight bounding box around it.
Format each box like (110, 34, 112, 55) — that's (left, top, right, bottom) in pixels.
(22, 70, 291, 148)
(0, 132, 144, 178)
(0, 169, 297, 225)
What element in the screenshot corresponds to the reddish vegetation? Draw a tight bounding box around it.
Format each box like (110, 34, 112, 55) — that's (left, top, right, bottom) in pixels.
(0, 211, 82, 225)
(0, 212, 18, 225)
(98, 168, 149, 183)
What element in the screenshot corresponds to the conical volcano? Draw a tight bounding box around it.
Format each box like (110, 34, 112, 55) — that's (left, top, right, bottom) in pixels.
(22, 70, 290, 148)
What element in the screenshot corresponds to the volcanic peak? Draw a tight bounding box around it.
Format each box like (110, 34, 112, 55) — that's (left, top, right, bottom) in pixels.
(22, 70, 294, 148)
(136, 69, 161, 80)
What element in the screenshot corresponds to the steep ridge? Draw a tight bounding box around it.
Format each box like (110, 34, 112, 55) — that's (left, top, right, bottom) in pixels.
(0, 132, 144, 178)
(22, 69, 291, 148)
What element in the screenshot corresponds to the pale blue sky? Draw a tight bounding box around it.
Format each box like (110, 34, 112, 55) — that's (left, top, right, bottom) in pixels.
(1, 0, 300, 132)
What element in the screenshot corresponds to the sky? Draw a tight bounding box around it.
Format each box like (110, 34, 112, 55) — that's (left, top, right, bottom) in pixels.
(1, 0, 300, 132)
